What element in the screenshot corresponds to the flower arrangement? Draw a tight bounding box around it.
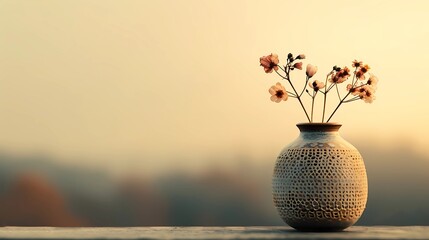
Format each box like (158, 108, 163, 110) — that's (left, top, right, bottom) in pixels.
(260, 53, 378, 123)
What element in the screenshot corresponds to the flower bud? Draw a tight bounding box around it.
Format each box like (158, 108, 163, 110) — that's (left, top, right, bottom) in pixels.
(296, 54, 306, 60)
(306, 64, 318, 78)
(293, 62, 303, 70)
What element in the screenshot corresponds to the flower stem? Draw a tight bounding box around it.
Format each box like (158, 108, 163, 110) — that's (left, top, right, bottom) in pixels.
(276, 68, 311, 122)
(326, 99, 344, 122)
(344, 96, 361, 103)
(286, 91, 296, 96)
(321, 71, 332, 123)
(299, 76, 309, 97)
(311, 92, 316, 122)
(326, 70, 358, 122)
(335, 84, 341, 101)
(274, 69, 286, 79)
(326, 89, 357, 122)
(297, 91, 311, 122)
(287, 68, 311, 122)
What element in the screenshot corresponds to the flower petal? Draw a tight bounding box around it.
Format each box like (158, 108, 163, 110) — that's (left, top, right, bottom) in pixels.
(282, 94, 288, 101)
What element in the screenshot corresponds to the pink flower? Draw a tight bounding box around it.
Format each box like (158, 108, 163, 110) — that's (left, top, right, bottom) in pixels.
(260, 54, 279, 73)
(269, 82, 288, 103)
(360, 64, 370, 73)
(352, 60, 363, 68)
(347, 84, 360, 95)
(367, 73, 378, 89)
(306, 64, 318, 78)
(293, 62, 303, 70)
(329, 67, 350, 83)
(356, 70, 366, 80)
(308, 80, 325, 91)
(356, 85, 376, 103)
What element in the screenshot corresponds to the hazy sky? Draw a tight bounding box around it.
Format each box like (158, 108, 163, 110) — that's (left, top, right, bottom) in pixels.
(0, 0, 428, 172)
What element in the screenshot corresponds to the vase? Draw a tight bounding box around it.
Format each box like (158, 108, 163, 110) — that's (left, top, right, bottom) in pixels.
(272, 123, 368, 231)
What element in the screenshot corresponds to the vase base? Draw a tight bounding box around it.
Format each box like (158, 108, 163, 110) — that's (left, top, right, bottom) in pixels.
(291, 226, 348, 232)
(286, 219, 356, 232)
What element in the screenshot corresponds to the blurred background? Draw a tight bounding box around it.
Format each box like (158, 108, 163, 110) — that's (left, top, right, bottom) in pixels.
(0, 0, 428, 226)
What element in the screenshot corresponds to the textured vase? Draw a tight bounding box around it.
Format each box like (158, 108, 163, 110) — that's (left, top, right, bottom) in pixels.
(272, 123, 368, 231)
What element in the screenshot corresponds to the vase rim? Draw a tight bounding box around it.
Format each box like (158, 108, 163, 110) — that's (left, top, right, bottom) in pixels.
(296, 122, 342, 132)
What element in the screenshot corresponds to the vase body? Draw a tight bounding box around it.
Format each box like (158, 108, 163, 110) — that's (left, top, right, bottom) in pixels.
(272, 123, 368, 231)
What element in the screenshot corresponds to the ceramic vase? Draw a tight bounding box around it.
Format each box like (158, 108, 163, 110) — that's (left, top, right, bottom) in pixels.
(272, 123, 368, 231)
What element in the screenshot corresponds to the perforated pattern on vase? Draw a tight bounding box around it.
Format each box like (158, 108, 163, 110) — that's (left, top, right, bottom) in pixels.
(273, 147, 367, 223)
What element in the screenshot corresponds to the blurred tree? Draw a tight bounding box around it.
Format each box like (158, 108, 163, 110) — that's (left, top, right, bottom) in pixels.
(0, 173, 83, 226)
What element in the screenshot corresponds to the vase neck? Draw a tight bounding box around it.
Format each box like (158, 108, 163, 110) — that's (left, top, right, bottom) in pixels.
(296, 123, 342, 133)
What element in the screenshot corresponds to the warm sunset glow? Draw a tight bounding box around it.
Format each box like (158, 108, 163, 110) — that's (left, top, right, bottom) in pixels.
(0, 0, 428, 171)
(0, 0, 428, 227)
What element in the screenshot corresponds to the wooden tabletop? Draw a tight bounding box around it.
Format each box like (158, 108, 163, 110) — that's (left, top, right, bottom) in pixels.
(0, 226, 428, 239)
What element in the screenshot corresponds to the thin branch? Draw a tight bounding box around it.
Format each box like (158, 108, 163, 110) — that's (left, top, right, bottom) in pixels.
(286, 91, 296, 96)
(326, 82, 335, 92)
(343, 96, 361, 103)
(283, 67, 311, 122)
(277, 65, 286, 73)
(335, 84, 342, 101)
(351, 67, 358, 86)
(274, 70, 287, 80)
(299, 76, 309, 97)
(326, 69, 360, 122)
(310, 91, 317, 123)
(321, 71, 333, 122)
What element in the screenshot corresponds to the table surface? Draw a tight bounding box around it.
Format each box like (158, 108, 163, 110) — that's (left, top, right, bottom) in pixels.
(0, 226, 428, 240)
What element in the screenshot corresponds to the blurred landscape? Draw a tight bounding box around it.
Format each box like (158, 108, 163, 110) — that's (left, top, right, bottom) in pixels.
(0, 140, 428, 227)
